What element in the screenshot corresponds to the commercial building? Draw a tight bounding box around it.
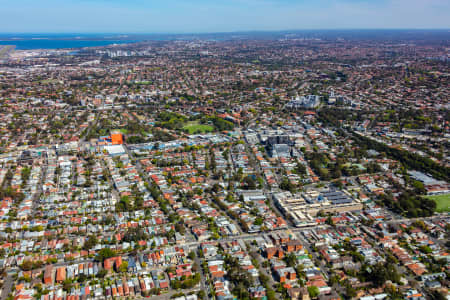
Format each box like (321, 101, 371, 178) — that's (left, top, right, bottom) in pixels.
(272, 188, 363, 227)
(286, 95, 320, 109)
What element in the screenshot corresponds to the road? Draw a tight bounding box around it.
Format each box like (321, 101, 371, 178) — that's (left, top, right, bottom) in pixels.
(80, 110, 99, 143)
(362, 224, 424, 294)
(242, 140, 299, 228)
(250, 247, 282, 299)
(0, 275, 14, 300)
(193, 252, 208, 299)
(3, 128, 444, 300)
(21, 214, 445, 269)
(380, 215, 448, 225)
(32, 152, 47, 217)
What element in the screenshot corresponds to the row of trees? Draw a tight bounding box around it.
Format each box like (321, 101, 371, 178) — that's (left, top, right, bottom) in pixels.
(352, 132, 449, 181)
(224, 255, 255, 300)
(378, 191, 436, 218)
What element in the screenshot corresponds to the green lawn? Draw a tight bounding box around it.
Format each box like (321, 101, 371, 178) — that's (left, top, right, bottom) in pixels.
(182, 122, 214, 134)
(38, 79, 60, 84)
(425, 194, 450, 212)
(115, 128, 129, 134)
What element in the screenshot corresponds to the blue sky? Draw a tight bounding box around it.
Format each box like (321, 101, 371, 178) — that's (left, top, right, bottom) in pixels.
(0, 0, 449, 33)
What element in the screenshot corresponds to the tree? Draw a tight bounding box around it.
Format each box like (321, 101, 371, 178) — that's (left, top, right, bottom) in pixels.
(280, 177, 295, 193)
(197, 290, 206, 300)
(412, 180, 426, 194)
(83, 235, 98, 250)
(118, 261, 128, 273)
(329, 274, 340, 285)
(326, 215, 334, 226)
(122, 227, 149, 243)
(284, 252, 297, 268)
(345, 282, 357, 298)
(175, 222, 186, 235)
(20, 260, 33, 271)
(96, 269, 107, 278)
(378, 191, 436, 218)
(259, 273, 269, 286)
(308, 286, 320, 298)
(294, 163, 307, 176)
(77, 274, 88, 283)
(267, 289, 277, 300)
(360, 263, 400, 287)
(429, 290, 447, 300)
(62, 279, 73, 292)
(419, 245, 432, 254)
(254, 217, 264, 226)
(243, 176, 256, 190)
(116, 195, 132, 211)
(96, 248, 116, 262)
(212, 183, 221, 193)
(351, 132, 449, 181)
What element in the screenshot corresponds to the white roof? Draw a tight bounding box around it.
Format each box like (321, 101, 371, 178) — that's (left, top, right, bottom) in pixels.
(104, 145, 126, 155)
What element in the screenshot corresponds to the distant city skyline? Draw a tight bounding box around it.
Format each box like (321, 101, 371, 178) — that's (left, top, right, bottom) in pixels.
(0, 0, 449, 33)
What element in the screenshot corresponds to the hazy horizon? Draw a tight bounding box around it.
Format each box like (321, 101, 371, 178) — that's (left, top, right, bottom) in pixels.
(0, 28, 449, 35)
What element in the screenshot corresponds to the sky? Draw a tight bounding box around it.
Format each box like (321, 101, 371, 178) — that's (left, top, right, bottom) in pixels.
(0, 0, 449, 33)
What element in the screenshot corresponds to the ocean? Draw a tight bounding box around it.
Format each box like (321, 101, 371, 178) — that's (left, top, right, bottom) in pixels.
(0, 39, 140, 50)
(0, 34, 144, 50)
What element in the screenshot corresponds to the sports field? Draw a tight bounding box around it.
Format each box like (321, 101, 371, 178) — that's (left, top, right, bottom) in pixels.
(183, 122, 214, 134)
(425, 194, 450, 212)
